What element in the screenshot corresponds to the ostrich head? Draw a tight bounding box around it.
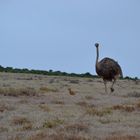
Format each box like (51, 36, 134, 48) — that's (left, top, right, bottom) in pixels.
(95, 43, 99, 48)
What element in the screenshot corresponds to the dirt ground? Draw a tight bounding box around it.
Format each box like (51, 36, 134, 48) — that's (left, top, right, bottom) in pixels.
(0, 72, 140, 140)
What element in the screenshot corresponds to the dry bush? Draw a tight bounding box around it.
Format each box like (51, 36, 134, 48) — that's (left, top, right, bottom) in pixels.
(0, 104, 9, 112)
(76, 100, 94, 108)
(0, 126, 8, 132)
(76, 101, 89, 107)
(136, 100, 140, 109)
(69, 79, 79, 84)
(64, 123, 89, 133)
(29, 131, 90, 140)
(86, 107, 112, 117)
(112, 105, 125, 110)
(127, 91, 140, 98)
(43, 118, 64, 128)
(105, 135, 138, 140)
(0, 87, 37, 97)
(11, 116, 31, 125)
(121, 105, 135, 112)
(49, 79, 56, 83)
(29, 132, 46, 140)
(136, 103, 140, 108)
(40, 87, 58, 93)
(21, 123, 33, 131)
(39, 104, 50, 112)
(112, 105, 135, 112)
(51, 133, 90, 140)
(16, 77, 33, 80)
(11, 116, 33, 131)
(0, 103, 14, 112)
(86, 79, 93, 82)
(85, 95, 94, 100)
(8, 135, 21, 140)
(51, 100, 65, 105)
(2, 83, 10, 87)
(98, 118, 112, 124)
(18, 99, 28, 104)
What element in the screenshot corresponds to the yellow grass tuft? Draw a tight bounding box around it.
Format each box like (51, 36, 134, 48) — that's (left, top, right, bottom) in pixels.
(43, 118, 64, 128)
(105, 135, 138, 140)
(112, 105, 135, 112)
(39, 104, 50, 112)
(86, 107, 112, 117)
(65, 123, 89, 133)
(29, 131, 90, 140)
(11, 116, 31, 126)
(40, 87, 58, 93)
(0, 87, 37, 97)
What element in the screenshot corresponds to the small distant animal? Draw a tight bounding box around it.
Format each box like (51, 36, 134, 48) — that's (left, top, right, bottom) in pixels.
(68, 88, 76, 95)
(95, 43, 123, 93)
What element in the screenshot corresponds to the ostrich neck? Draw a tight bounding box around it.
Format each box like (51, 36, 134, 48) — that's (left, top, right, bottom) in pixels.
(96, 47, 99, 67)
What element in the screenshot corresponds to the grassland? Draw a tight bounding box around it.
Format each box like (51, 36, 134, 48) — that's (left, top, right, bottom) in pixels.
(0, 72, 140, 140)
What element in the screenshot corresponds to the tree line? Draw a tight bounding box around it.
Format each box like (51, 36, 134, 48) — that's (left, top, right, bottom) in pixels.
(0, 65, 138, 80)
(0, 65, 97, 78)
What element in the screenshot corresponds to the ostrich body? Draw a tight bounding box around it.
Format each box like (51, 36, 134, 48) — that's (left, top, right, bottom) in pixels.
(95, 43, 123, 93)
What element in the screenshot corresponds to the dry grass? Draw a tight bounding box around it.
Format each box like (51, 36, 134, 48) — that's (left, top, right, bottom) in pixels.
(21, 123, 33, 131)
(0, 103, 14, 112)
(112, 104, 135, 112)
(64, 123, 89, 133)
(39, 104, 50, 112)
(40, 87, 58, 93)
(136, 100, 140, 108)
(105, 135, 138, 140)
(76, 101, 89, 107)
(29, 132, 46, 140)
(8, 135, 21, 140)
(11, 116, 31, 126)
(86, 107, 112, 117)
(85, 95, 94, 100)
(43, 118, 64, 128)
(11, 116, 33, 131)
(29, 131, 90, 140)
(0, 73, 140, 139)
(127, 91, 140, 97)
(51, 100, 65, 105)
(0, 104, 9, 112)
(0, 87, 37, 97)
(0, 126, 8, 132)
(98, 117, 114, 124)
(69, 79, 79, 84)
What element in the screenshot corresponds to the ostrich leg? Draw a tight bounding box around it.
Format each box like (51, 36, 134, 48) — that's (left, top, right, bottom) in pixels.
(110, 79, 116, 92)
(103, 80, 108, 94)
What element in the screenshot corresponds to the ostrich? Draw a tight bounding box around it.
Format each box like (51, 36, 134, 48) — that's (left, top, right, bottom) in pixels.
(68, 88, 76, 95)
(95, 43, 123, 93)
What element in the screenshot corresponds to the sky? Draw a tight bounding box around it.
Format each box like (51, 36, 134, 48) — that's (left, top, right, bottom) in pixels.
(0, 0, 140, 77)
